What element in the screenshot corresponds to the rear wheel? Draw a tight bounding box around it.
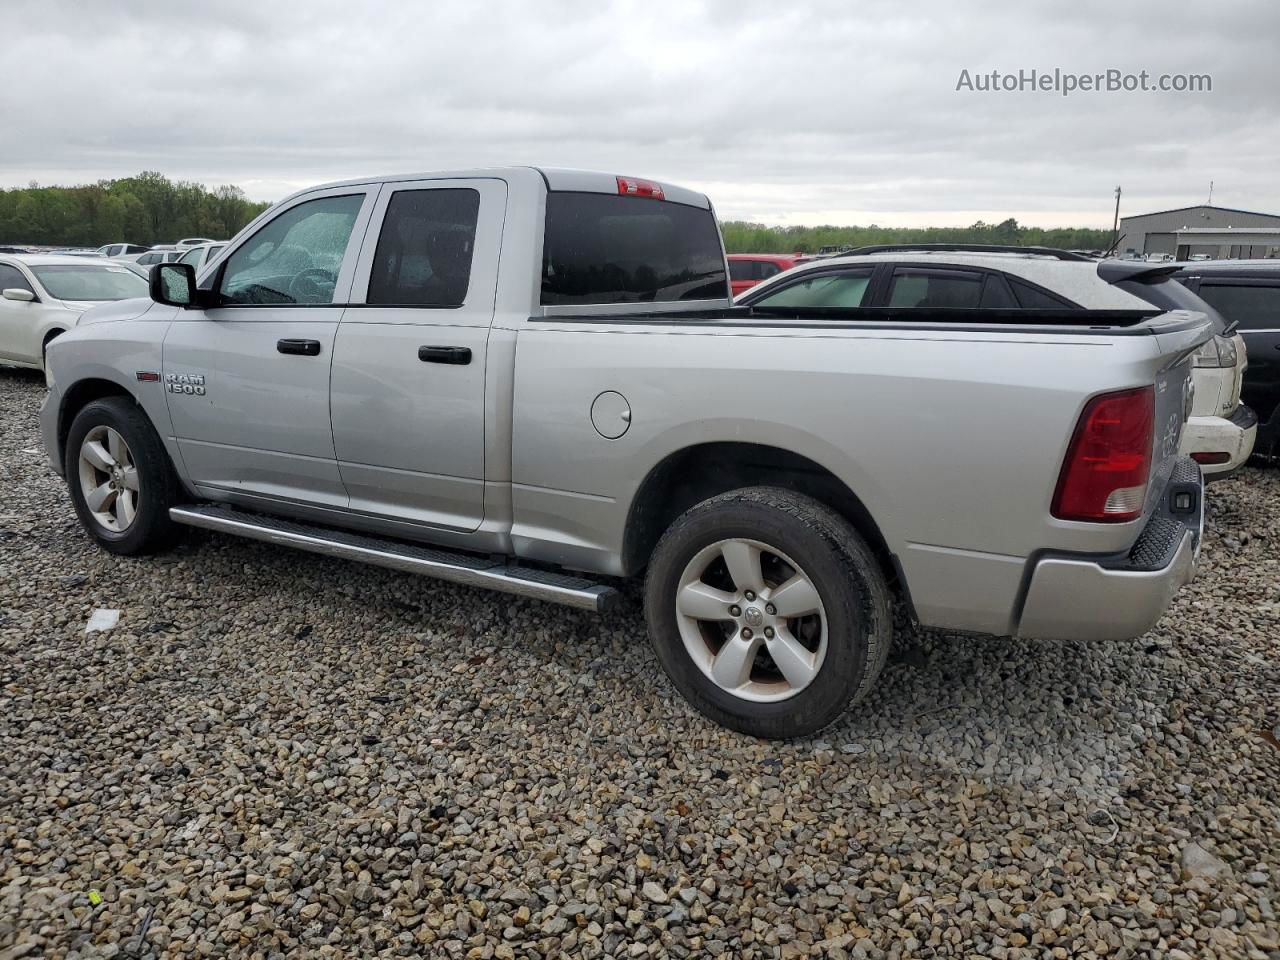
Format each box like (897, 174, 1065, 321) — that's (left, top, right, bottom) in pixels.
(644, 486, 892, 738)
(65, 397, 183, 555)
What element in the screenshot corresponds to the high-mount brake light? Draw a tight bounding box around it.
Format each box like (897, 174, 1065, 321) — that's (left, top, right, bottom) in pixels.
(1052, 386, 1154, 523)
(616, 177, 664, 200)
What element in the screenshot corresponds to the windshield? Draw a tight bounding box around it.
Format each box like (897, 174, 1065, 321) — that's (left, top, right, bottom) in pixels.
(32, 264, 149, 301)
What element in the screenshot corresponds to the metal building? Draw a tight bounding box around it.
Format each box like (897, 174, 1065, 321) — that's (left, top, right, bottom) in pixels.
(1118, 205, 1280, 258)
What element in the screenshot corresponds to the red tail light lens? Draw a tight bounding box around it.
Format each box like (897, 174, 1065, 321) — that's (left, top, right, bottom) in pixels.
(1052, 386, 1154, 523)
(617, 176, 664, 200)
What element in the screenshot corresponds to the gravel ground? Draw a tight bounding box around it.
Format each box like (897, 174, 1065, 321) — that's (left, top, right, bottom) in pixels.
(1, 366, 1277, 960)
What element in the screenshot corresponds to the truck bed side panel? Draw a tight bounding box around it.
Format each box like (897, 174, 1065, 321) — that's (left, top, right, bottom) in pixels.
(510, 321, 1176, 634)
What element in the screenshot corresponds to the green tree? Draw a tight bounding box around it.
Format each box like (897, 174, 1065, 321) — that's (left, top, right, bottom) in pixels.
(0, 172, 271, 246)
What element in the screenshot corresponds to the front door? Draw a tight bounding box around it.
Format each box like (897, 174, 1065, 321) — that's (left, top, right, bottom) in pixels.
(163, 187, 376, 508)
(0, 262, 42, 364)
(329, 178, 506, 531)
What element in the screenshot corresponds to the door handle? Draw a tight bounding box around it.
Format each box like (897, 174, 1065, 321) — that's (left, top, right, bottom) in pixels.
(277, 339, 321, 356)
(418, 345, 472, 365)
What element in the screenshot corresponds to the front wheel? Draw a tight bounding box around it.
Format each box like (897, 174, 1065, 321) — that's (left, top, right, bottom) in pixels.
(644, 487, 892, 739)
(65, 397, 183, 555)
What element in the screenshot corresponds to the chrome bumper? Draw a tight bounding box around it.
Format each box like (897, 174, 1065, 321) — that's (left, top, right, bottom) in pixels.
(1015, 458, 1204, 641)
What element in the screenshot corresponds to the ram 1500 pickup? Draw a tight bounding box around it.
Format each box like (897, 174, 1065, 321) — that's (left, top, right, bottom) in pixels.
(42, 167, 1210, 738)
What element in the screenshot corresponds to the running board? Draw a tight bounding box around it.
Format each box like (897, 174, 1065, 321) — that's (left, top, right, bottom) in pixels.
(169, 504, 618, 613)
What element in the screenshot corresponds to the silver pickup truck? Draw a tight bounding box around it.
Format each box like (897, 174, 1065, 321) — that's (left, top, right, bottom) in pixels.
(42, 167, 1210, 738)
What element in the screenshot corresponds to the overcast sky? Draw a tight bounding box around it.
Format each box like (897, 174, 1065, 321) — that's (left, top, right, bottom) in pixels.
(4, 0, 1278, 227)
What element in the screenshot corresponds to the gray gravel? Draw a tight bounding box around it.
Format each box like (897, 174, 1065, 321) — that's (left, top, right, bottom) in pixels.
(1, 366, 1277, 959)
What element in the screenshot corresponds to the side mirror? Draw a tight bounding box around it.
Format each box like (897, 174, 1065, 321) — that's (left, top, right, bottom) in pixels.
(150, 262, 197, 307)
(2, 287, 35, 302)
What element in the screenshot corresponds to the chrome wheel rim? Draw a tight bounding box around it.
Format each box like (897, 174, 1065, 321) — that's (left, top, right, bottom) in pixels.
(675, 538, 827, 703)
(77, 426, 139, 532)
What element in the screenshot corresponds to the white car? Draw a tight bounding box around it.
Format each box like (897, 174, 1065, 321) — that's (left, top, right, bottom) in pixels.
(738, 244, 1255, 477)
(175, 237, 217, 247)
(0, 255, 149, 371)
(96, 242, 151, 258)
(175, 241, 227, 274)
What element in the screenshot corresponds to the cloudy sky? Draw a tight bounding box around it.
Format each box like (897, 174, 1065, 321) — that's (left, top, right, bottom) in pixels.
(4, 0, 1278, 227)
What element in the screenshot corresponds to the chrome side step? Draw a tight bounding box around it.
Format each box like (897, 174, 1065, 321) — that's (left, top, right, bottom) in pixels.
(169, 504, 618, 613)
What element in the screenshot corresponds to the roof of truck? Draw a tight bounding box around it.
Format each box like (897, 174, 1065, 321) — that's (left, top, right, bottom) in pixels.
(288, 166, 713, 209)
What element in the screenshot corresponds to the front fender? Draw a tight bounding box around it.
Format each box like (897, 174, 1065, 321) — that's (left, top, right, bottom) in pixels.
(43, 314, 182, 484)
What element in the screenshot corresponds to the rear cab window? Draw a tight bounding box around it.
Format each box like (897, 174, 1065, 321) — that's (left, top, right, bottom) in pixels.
(541, 193, 728, 306)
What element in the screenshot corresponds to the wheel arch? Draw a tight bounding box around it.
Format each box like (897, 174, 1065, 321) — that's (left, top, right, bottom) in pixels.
(42, 326, 67, 353)
(57, 377, 141, 469)
(621, 441, 903, 598)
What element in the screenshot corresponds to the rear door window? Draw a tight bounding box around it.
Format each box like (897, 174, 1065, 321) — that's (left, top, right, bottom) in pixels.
(541, 193, 727, 305)
(887, 269, 984, 308)
(1195, 282, 1280, 331)
(751, 270, 873, 308)
(728, 260, 757, 282)
(367, 188, 480, 307)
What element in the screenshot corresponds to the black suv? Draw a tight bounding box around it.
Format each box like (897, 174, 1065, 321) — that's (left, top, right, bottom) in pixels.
(1175, 261, 1280, 458)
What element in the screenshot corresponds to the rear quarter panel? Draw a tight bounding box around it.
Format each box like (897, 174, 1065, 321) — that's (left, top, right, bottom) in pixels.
(511, 320, 1183, 635)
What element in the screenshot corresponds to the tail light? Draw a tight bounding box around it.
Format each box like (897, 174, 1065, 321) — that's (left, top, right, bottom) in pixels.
(1052, 386, 1154, 523)
(617, 177, 664, 200)
(1191, 335, 1238, 368)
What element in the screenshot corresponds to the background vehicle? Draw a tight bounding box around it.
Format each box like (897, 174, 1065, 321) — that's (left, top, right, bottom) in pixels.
(1177, 260, 1280, 459)
(43, 249, 105, 258)
(0, 255, 148, 370)
(96, 243, 151, 258)
(41, 169, 1209, 739)
(727, 253, 803, 296)
(174, 237, 217, 247)
(739, 244, 1255, 477)
(134, 249, 185, 268)
(175, 241, 226, 273)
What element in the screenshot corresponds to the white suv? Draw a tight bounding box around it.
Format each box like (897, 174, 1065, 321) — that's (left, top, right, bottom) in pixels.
(738, 244, 1255, 477)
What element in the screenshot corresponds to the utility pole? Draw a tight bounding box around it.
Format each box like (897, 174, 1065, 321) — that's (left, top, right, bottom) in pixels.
(1111, 186, 1122, 252)
(1207, 180, 1214, 205)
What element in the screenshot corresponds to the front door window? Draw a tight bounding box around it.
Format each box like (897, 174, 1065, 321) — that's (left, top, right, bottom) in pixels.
(217, 194, 364, 305)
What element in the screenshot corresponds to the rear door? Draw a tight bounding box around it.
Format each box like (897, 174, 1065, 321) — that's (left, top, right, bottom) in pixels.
(163, 187, 377, 507)
(1190, 277, 1280, 427)
(329, 178, 505, 531)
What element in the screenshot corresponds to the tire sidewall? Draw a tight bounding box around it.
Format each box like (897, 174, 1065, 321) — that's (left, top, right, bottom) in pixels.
(65, 399, 173, 554)
(646, 495, 878, 738)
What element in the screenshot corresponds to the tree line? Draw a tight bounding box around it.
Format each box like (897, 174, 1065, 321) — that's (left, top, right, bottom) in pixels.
(721, 217, 1113, 254)
(0, 172, 271, 247)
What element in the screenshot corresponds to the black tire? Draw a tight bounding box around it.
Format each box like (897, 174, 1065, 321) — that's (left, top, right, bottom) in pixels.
(64, 397, 183, 555)
(644, 486, 892, 739)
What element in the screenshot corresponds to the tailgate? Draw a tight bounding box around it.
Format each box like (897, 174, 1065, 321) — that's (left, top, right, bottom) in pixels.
(1145, 310, 1214, 517)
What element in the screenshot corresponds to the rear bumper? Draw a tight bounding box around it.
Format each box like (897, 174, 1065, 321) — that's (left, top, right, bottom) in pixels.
(1015, 458, 1203, 641)
(1179, 405, 1257, 477)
